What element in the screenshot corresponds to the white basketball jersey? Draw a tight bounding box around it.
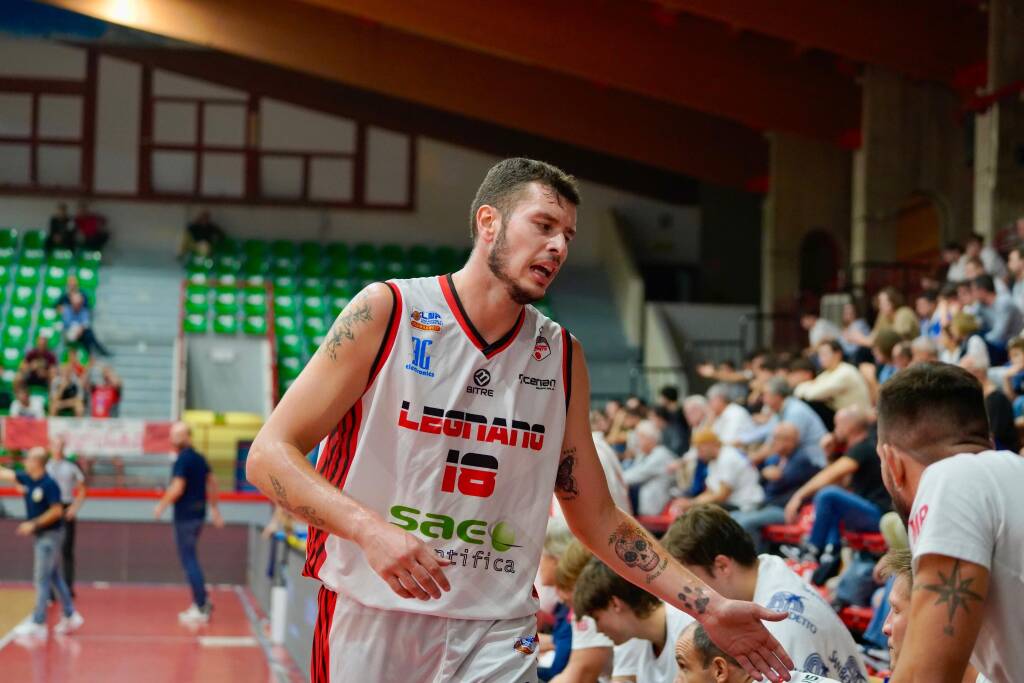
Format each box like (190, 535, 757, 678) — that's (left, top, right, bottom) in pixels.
(305, 275, 571, 620)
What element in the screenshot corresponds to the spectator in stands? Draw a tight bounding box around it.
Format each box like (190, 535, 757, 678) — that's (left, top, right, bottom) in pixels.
(63, 291, 111, 357)
(15, 334, 58, 392)
(153, 422, 224, 623)
(964, 232, 1008, 280)
(1008, 245, 1024, 311)
(655, 385, 690, 454)
(908, 336, 939, 365)
(73, 200, 109, 251)
(914, 290, 941, 339)
(942, 241, 966, 282)
(707, 383, 755, 444)
(876, 363, 1024, 682)
(732, 423, 821, 549)
(46, 202, 76, 252)
(794, 341, 872, 414)
(682, 396, 713, 434)
(785, 358, 816, 390)
(800, 312, 842, 351)
(937, 312, 989, 368)
(181, 209, 224, 259)
(550, 541, 613, 683)
(960, 356, 1020, 452)
(622, 420, 676, 516)
(538, 517, 575, 681)
(49, 362, 85, 417)
(606, 404, 645, 453)
(879, 549, 912, 674)
(9, 386, 46, 418)
(972, 274, 1023, 358)
(1001, 337, 1024, 418)
(45, 437, 86, 598)
(86, 363, 123, 419)
(0, 447, 84, 638)
(739, 377, 827, 468)
(669, 430, 763, 517)
(663, 505, 867, 680)
(573, 560, 695, 683)
(56, 274, 89, 313)
(838, 300, 872, 364)
(783, 406, 890, 585)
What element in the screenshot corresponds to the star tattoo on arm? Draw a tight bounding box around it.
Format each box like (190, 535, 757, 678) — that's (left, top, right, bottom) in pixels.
(917, 559, 984, 636)
(555, 447, 579, 499)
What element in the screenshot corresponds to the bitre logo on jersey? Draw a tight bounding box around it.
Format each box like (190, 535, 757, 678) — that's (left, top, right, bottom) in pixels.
(405, 336, 435, 377)
(533, 335, 551, 361)
(410, 309, 443, 332)
(473, 369, 491, 387)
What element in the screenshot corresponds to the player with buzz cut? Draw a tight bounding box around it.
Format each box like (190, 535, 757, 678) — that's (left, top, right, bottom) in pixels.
(247, 158, 794, 683)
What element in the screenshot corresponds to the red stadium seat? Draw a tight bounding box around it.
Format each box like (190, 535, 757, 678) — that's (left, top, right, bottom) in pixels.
(839, 605, 874, 633)
(841, 531, 888, 554)
(762, 504, 814, 545)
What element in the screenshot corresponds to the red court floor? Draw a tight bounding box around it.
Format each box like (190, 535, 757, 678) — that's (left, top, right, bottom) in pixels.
(0, 584, 304, 683)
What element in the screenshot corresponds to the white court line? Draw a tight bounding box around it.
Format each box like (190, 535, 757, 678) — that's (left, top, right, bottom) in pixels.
(199, 635, 259, 648)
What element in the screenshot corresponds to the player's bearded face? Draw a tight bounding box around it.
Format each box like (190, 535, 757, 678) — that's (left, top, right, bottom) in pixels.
(487, 223, 544, 305)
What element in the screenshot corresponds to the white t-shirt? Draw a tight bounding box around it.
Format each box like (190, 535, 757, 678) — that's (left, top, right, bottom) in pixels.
(908, 450, 1024, 683)
(571, 614, 614, 683)
(753, 555, 868, 682)
(45, 458, 84, 505)
(9, 394, 45, 418)
(706, 446, 764, 510)
(713, 403, 756, 444)
(612, 604, 693, 682)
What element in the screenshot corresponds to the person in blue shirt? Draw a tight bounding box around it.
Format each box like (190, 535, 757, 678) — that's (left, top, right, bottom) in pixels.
(154, 422, 224, 623)
(0, 447, 84, 638)
(739, 377, 828, 468)
(61, 291, 111, 357)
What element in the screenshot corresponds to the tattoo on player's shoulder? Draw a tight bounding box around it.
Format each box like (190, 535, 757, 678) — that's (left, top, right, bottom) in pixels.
(916, 559, 984, 637)
(321, 294, 374, 361)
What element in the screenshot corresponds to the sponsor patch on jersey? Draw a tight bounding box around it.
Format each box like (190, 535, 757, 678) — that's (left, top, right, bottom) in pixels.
(519, 373, 556, 390)
(405, 336, 436, 377)
(513, 635, 539, 655)
(467, 368, 494, 397)
(533, 335, 551, 361)
(410, 309, 443, 332)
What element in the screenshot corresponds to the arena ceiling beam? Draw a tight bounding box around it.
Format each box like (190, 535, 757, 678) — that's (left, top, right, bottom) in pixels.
(652, 0, 986, 84)
(40, 0, 768, 189)
(286, 0, 860, 144)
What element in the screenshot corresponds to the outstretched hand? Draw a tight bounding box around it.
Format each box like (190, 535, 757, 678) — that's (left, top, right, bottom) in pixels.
(702, 598, 793, 682)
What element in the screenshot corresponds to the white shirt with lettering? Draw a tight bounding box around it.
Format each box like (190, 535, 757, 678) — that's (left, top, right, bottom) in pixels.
(908, 450, 1024, 683)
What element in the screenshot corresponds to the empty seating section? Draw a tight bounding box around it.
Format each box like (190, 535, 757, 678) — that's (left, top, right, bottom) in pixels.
(183, 238, 557, 399)
(0, 227, 102, 396)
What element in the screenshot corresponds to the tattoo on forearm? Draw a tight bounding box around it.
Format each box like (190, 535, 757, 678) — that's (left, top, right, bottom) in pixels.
(916, 559, 984, 636)
(678, 586, 710, 615)
(646, 558, 668, 584)
(609, 521, 661, 573)
(320, 296, 373, 361)
(555, 448, 579, 499)
(268, 474, 326, 529)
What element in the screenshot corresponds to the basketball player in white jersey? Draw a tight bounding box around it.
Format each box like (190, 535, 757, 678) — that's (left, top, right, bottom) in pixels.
(247, 158, 793, 682)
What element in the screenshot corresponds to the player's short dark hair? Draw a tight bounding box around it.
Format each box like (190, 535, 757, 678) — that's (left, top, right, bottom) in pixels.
(661, 504, 757, 574)
(573, 559, 660, 619)
(660, 386, 679, 402)
(687, 622, 740, 668)
(469, 158, 580, 239)
(877, 362, 990, 460)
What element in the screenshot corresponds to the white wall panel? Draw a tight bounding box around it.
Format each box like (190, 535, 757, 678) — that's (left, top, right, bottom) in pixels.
(0, 94, 32, 137)
(260, 99, 354, 152)
(365, 127, 409, 205)
(0, 38, 85, 79)
(153, 70, 244, 99)
(260, 157, 303, 199)
(153, 101, 196, 144)
(38, 95, 82, 139)
(37, 145, 80, 188)
(309, 158, 353, 202)
(201, 153, 244, 197)
(94, 56, 140, 193)
(0, 143, 30, 186)
(152, 151, 194, 194)
(203, 104, 246, 147)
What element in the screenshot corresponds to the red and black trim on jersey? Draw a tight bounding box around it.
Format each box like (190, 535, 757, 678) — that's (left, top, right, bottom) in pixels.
(311, 586, 338, 683)
(303, 281, 401, 580)
(439, 273, 526, 359)
(561, 327, 573, 412)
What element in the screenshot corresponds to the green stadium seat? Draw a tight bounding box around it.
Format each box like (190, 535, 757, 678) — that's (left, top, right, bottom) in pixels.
(76, 266, 98, 289)
(12, 285, 35, 307)
(354, 260, 378, 279)
(39, 308, 59, 326)
(270, 240, 297, 259)
(41, 286, 62, 308)
(15, 266, 39, 286)
(0, 264, 9, 285)
(409, 245, 431, 263)
(0, 247, 14, 266)
(213, 314, 238, 335)
(410, 261, 433, 277)
(273, 294, 297, 316)
(241, 257, 265, 276)
(303, 317, 326, 338)
(243, 315, 268, 336)
(242, 274, 267, 287)
(4, 324, 28, 347)
(21, 230, 45, 250)
(356, 277, 376, 292)
(325, 243, 349, 262)
(213, 289, 239, 314)
(187, 272, 209, 285)
(381, 262, 405, 280)
(183, 313, 208, 334)
(272, 275, 296, 295)
(243, 239, 269, 260)
(44, 265, 67, 287)
(271, 257, 295, 276)
(331, 295, 351, 313)
(215, 254, 242, 273)
(78, 250, 102, 267)
(1, 348, 22, 371)
(49, 249, 74, 266)
(299, 241, 321, 261)
(279, 354, 302, 380)
(327, 258, 351, 277)
(379, 244, 405, 268)
(433, 245, 459, 273)
(299, 258, 325, 277)
(328, 278, 353, 297)
(214, 273, 238, 287)
(302, 295, 327, 318)
(0, 228, 16, 249)
(274, 315, 297, 334)
(36, 325, 57, 342)
(214, 237, 241, 256)
(243, 291, 267, 315)
(278, 333, 302, 356)
(60, 347, 90, 365)
(353, 243, 377, 262)
(300, 278, 324, 297)
(20, 248, 45, 266)
(184, 289, 209, 314)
